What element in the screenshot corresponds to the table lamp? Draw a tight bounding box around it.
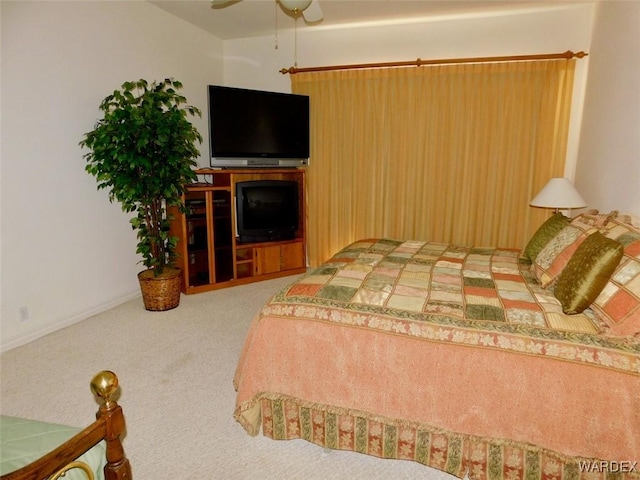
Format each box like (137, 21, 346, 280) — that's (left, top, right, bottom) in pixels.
(530, 177, 587, 214)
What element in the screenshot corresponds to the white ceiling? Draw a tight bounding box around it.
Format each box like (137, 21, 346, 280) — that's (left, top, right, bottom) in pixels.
(149, 0, 591, 41)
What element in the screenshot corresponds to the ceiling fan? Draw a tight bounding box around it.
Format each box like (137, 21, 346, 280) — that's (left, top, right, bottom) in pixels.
(211, 0, 324, 23)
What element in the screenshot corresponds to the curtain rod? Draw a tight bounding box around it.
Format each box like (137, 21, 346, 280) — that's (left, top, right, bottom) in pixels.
(280, 50, 588, 75)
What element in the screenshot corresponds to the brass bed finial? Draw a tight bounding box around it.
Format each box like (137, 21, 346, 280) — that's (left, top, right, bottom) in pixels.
(90, 370, 119, 408)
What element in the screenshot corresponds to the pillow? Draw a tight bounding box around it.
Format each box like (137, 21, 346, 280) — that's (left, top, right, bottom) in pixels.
(571, 209, 617, 229)
(531, 219, 598, 288)
(554, 232, 623, 314)
(599, 214, 640, 244)
(591, 237, 640, 336)
(523, 213, 570, 262)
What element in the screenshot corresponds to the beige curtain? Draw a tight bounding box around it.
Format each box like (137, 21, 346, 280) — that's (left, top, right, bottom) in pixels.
(292, 60, 576, 266)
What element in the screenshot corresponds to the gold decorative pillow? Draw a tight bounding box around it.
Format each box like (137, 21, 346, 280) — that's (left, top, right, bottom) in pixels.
(554, 232, 624, 314)
(531, 221, 597, 288)
(523, 213, 570, 262)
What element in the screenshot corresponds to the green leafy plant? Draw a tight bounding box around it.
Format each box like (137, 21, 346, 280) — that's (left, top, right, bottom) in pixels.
(80, 78, 202, 275)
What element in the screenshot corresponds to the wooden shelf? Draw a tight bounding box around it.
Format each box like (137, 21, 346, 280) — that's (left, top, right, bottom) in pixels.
(169, 168, 306, 294)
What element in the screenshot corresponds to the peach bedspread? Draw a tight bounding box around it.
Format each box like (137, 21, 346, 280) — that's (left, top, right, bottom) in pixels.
(234, 239, 640, 479)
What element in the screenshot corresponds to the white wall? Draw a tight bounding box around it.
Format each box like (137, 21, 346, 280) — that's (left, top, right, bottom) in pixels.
(225, 3, 595, 92)
(1, 1, 223, 350)
(224, 3, 595, 179)
(574, 1, 640, 215)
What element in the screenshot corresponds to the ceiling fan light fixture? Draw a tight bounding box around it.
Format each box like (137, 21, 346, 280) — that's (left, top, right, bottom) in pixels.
(279, 0, 312, 14)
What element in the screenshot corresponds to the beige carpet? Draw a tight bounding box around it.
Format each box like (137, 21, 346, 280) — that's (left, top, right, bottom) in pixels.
(0, 275, 456, 479)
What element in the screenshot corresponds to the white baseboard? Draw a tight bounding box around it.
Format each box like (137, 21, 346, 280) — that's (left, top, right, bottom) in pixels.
(0, 291, 141, 353)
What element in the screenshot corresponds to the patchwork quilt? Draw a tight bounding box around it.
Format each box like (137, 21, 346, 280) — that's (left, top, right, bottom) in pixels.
(270, 239, 637, 373)
(289, 238, 603, 331)
(234, 239, 640, 480)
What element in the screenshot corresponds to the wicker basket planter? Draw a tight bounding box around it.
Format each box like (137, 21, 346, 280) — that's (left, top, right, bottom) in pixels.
(138, 267, 182, 311)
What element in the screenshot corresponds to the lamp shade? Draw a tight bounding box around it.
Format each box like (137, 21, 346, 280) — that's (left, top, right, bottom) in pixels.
(530, 178, 587, 209)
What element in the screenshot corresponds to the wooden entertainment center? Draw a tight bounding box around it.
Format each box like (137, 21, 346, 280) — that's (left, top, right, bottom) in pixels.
(169, 168, 306, 294)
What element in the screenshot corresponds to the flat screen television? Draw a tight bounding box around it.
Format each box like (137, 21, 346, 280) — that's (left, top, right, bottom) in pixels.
(235, 180, 299, 243)
(208, 85, 310, 168)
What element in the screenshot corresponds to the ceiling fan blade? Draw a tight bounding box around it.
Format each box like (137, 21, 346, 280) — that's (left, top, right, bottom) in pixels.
(210, 0, 240, 8)
(302, 0, 323, 22)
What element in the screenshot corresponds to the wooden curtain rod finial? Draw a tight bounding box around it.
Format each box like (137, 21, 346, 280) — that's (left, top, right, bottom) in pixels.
(560, 50, 588, 59)
(280, 50, 589, 74)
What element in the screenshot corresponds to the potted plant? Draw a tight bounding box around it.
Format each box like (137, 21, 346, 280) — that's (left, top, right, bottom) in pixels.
(80, 78, 202, 311)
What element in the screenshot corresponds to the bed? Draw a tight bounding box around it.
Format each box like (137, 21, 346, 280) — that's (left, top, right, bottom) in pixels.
(0, 371, 131, 480)
(234, 211, 640, 480)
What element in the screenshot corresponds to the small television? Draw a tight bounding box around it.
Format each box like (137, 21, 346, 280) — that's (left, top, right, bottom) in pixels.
(235, 180, 299, 243)
(208, 85, 310, 168)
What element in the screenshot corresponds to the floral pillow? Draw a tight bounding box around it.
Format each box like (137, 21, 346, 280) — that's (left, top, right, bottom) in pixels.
(600, 213, 640, 242)
(573, 209, 618, 229)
